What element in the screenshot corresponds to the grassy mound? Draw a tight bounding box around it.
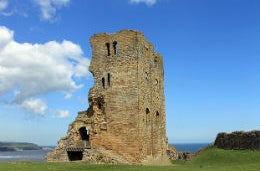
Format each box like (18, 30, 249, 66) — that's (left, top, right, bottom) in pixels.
(172, 146, 260, 171)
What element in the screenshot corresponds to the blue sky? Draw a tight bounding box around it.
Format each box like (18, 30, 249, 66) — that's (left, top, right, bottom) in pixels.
(0, 0, 259, 145)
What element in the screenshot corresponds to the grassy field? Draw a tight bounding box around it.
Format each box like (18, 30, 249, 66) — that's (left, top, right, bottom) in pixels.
(172, 146, 260, 171)
(0, 146, 259, 171)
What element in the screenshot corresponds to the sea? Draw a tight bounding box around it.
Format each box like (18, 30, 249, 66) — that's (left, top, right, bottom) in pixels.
(0, 149, 52, 162)
(172, 143, 212, 153)
(0, 143, 211, 162)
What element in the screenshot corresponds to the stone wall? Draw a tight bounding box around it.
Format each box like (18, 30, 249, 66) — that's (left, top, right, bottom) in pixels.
(167, 145, 178, 160)
(214, 130, 260, 150)
(46, 30, 169, 165)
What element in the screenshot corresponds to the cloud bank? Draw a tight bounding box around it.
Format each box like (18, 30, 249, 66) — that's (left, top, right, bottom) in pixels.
(52, 109, 70, 118)
(35, 0, 70, 21)
(0, 0, 8, 11)
(129, 0, 157, 6)
(0, 0, 70, 21)
(0, 26, 90, 116)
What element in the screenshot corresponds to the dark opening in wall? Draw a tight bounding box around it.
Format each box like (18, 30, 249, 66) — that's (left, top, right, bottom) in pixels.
(102, 77, 105, 88)
(146, 108, 150, 114)
(146, 108, 150, 124)
(154, 57, 158, 63)
(106, 43, 110, 56)
(98, 103, 102, 110)
(79, 127, 89, 141)
(144, 72, 149, 81)
(156, 111, 160, 118)
(113, 41, 118, 56)
(107, 73, 111, 86)
(67, 151, 83, 161)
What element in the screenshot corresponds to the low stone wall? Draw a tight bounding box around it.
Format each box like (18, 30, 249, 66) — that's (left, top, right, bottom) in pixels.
(177, 152, 194, 161)
(214, 130, 260, 150)
(167, 145, 178, 160)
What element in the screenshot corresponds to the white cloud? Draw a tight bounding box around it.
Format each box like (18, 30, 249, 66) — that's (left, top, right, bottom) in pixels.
(0, 24, 13, 47)
(0, 0, 12, 16)
(0, 0, 8, 11)
(129, 0, 157, 6)
(0, 26, 90, 116)
(35, 0, 70, 21)
(53, 109, 70, 118)
(0, 0, 23, 17)
(20, 98, 47, 116)
(0, 0, 69, 20)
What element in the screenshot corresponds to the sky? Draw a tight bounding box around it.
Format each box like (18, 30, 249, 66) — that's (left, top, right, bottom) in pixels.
(0, 0, 259, 145)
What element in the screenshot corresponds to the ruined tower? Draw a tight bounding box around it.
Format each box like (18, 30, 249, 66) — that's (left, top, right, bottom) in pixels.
(46, 30, 168, 164)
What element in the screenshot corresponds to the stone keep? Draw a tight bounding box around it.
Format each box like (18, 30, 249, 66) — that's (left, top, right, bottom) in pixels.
(46, 30, 168, 164)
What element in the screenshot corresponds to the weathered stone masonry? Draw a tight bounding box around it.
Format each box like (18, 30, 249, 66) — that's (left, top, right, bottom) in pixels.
(214, 130, 260, 150)
(46, 30, 169, 164)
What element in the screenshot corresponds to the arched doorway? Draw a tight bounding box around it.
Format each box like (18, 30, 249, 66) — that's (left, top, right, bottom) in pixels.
(78, 127, 90, 148)
(79, 127, 89, 141)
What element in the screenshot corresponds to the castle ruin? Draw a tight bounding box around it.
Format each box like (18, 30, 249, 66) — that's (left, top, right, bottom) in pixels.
(46, 30, 169, 164)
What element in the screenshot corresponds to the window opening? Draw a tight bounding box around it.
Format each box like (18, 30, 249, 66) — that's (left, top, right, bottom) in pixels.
(102, 77, 105, 88)
(146, 108, 150, 124)
(154, 57, 158, 63)
(107, 73, 111, 86)
(156, 111, 160, 118)
(113, 41, 118, 56)
(79, 127, 89, 141)
(98, 103, 102, 110)
(106, 43, 110, 56)
(154, 57, 159, 67)
(144, 72, 148, 80)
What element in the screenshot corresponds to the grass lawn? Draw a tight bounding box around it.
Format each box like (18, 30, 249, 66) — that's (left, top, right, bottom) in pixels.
(0, 146, 259, 171)
(172, 146, 260, 171)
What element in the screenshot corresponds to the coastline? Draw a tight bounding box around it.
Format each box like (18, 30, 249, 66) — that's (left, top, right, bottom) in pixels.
(0, 142, 42, 152)
(171, 142, 212, 153)
(0, 143, 208, 162)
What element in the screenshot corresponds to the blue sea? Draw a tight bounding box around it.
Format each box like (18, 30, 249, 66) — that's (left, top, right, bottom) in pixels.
(171, 143, 212, 153)
(0, 149, 52, 162)
(0, 143, 211, 162)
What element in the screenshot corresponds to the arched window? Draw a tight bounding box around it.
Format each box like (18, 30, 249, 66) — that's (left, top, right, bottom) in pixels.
(144, 72, 149, 81)
(146, 108, 150, 124)
(113, 41, 118, 56)
(102, 77, 105, 88)
(155, 111, 160, 122)
(106, 43, 110, 56)
(107, 73, 111, 86)
(154, 57, 158, 63)
(146, 108, 150, 114)
(98, 103, 102, 110)
(79, 127, 89, 141)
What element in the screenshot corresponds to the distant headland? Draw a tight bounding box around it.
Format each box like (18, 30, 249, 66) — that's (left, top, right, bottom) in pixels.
(0, 142, 42, 151)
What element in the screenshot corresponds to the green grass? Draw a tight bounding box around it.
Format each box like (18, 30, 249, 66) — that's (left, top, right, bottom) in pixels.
(0, 146, 260, 171)
(172, 146, 260, 171)
(0, 162, 175, 171)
